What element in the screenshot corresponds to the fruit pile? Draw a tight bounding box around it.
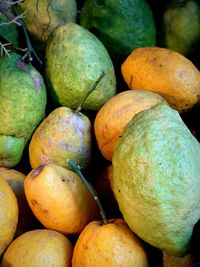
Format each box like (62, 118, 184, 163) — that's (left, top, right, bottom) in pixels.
(0, 0, 200, 266)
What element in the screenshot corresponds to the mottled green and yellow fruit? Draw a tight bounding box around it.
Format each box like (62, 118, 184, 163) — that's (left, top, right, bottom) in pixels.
(112, 103, 200, 256)
(0, 176, 18, 256)
(45, 22, 116, 110)
(0, 53, 47, 167)
(18, 0, 77, 43)
(29, 107, 92, 170)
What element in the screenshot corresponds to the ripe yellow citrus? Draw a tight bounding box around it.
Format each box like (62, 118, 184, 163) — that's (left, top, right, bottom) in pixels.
(121, 47, 200, 112)
(24, 163, 98, 235)
(72, 218, 149, 267)
(1, 229, 73, 267)
(0, 175, 18, 256)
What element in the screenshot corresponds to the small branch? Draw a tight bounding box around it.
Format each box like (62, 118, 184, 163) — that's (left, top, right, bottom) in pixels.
(75, 71, 105, 113)
(12, 6, 43, 64)
(0, 11, 26, 27)
(0, 42, 11, 57)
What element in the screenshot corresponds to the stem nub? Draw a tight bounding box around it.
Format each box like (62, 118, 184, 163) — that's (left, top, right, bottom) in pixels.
(67, 159, 108, 224)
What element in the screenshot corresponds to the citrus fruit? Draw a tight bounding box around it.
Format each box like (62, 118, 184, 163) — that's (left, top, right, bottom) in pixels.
(0, 175, 18, 256)
(121, 47, 200, 112)
(29, 106, 92, 170)
(18, 0, 77, 43)
(72, 218, 149, 267)
(80, 0, 156, 61)
(24, 163, 98, 235)
(94, 90, 166, 161)
(1, 229, 73, 267)
(45, 22, 116, 110)
(0, 167, 39, 237)
(112, 103, 200, 256)
(160, 0, 200, 56)
(0, 53, 47, 167)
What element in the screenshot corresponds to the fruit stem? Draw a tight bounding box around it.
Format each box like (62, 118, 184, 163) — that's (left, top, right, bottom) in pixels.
(67, 159, 108, 224)
(75, 71, 105, 114)
(12, 6, 43, 65)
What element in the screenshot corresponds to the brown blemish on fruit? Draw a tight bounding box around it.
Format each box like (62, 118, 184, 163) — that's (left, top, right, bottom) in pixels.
(31, 199, 49, 215)
(30, 164, 46, 178)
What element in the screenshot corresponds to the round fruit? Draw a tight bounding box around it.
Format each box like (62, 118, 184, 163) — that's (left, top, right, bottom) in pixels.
(94, 90, 166, 160)
(1, 229, 73, 267)
(29, 106, 92, 170)
(72, 218, 149, 267)
(18, 0, 77, 43)
(121, 47, 200, 112)
(0, 176, 18, 256)
(80, 0, 156, 61)
(24, 164, 98, 235)
(112, 103, 200, 256)
(45, 22, 116, 110)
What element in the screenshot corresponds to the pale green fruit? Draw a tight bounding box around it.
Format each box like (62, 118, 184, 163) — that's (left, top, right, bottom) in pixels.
(29, 107, 92, 170)
(45, 22, 116, 110)
(112, 103, 200, 256)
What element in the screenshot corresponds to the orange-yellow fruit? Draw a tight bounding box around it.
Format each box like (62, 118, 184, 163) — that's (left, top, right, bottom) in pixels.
(94, 90, 166, 160)
(72, 218, 149, 267)
(0, 167, 39, 237)
(1, 229, 73, 267)
(0, 175, 18, 256)
(24, 163, 98, 235)
(121, 47, 200, 112)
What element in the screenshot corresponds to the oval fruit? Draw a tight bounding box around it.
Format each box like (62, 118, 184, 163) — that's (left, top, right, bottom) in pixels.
(80, 0, 156, 61)
(112, 103, 200, 256)
(0, 176, 18, 256)
(45, 22, 116, 110)
(24, 164, 98, 235)
(72, 218, 149, 267)
(29, 107, 92, 170)
(121, 47, 200, 112)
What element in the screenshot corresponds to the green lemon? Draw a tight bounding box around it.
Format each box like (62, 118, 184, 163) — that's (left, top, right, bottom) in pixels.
(112, 103, 200, 256)
(160, 0, 200, 55)
(80, 0, 156, 61)
(0, 53, 47, 167)
(45, 22, 116, 110)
